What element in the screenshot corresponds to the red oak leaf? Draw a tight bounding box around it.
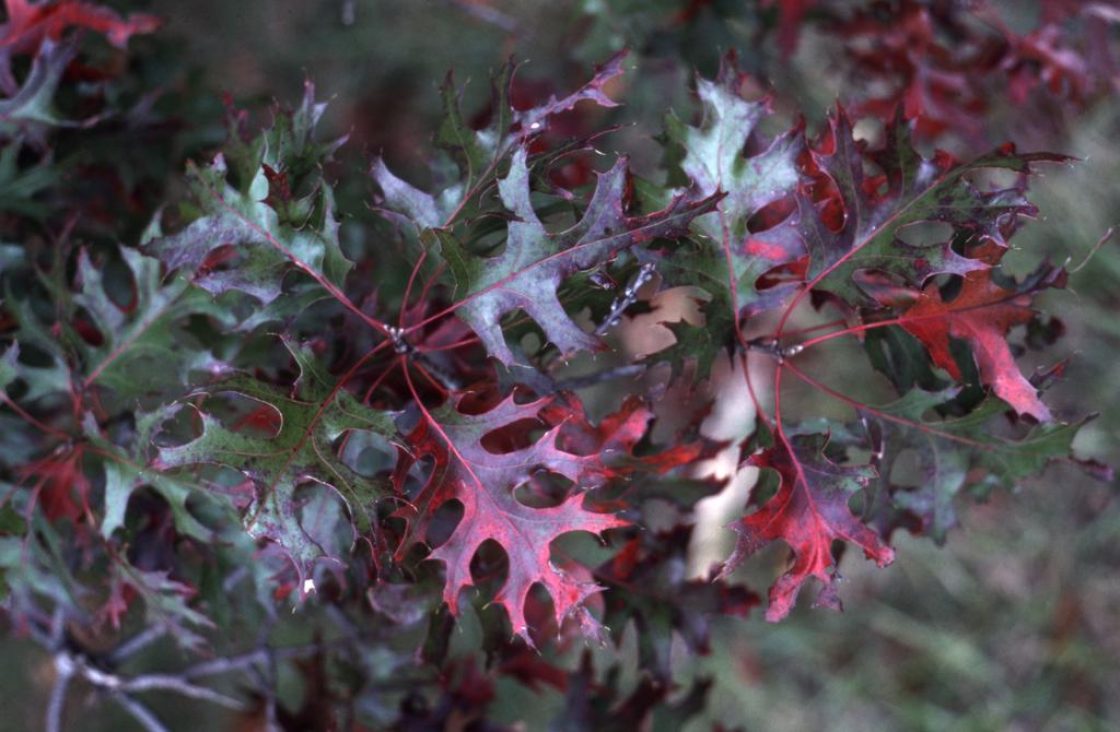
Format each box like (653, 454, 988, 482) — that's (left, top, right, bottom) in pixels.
(723, 434, 894, 622)
(798, 108, 1065, 308)
(545, 393, 710, 476)
(0, 0, 160, 53)
(899, 246, 1064, 421)
(18, 444, 91, 523)
(393, 389, 628, 641)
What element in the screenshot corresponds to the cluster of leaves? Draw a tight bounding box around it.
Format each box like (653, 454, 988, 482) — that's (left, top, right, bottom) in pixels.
(0, 1, 1111, 729)
(802, 0, 1120, 142)
(584, 0, 1119, 144)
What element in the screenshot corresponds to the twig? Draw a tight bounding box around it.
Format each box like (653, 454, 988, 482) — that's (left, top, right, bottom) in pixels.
(180, 649, 268, 679)
(221, 566, 249, 594)
(1068, 226, 1114, 273)
(248, 655, 280, 732)
(107, 626, 166, 664)
(255, 616, 280, 732)
(119, 674, 246, 710)
(48, 607, 66, 649)
(594, 262, 657, 336)
(26, 611, 379, 732)
(45, 654, 74, 732)
(554, 364, 645, 390)
(110, 693, 170, 732)
(42, 646, 249, 732)
(0, 390, 69, 440)
(178, 637, 355, 680)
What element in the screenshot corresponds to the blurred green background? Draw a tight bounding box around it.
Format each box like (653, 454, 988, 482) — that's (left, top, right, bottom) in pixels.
(2, 1, 1117, 730)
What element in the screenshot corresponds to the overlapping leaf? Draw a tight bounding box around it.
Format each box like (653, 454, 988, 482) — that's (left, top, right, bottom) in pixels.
(0, 21, 1110, 730)
(97, 407, 227, 542)
(0, 39, 73, 143)
(146, 84, 351, 307)
(894, 245, 1065, 421)
(154, 339, 395, 589)
(723, 433, 895, 622)
(0, 0, 159, 61)
(429, 148, 719, 364)
(658, 53, 803, 372)
(73, 246, 235, 403)
(0, 341, 69, 405)
(867, 386, 1090, 542)
(598, 526, 757, 681)
(803, 112, 1068, 307)
(373, 51, 628, 234)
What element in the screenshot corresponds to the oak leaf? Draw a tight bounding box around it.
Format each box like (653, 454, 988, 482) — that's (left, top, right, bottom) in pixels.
(898, 247, 1065, 421)
(431, 147, 719, 364)
(723, 433, 894, 621)
(154, 339, 396, 591)
(393, 389, 637, 641)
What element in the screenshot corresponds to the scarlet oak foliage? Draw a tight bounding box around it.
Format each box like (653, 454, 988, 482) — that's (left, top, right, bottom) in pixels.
(654, 53, 1087, 620)
(723, 434, 893, 622)
(154, 338, 397, 591)
(898, 245, 1065, 422)
(0, 0, 158, 51)
(147, 83, 352, 309)
(753, 1, 1120, 142)
(796, 115, 1066, 309)
(430, 148, 720, 365)
(392, 391, 629, 642)
(393, 389, 709, 642)
(17, 443, 90, 523)
(0, 4, 1110, 728)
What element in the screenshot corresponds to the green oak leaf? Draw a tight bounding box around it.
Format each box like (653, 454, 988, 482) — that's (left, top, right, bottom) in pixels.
(657, 54, 803, 373)
(74, 246, 235, 403)
(0, 40, 74, 142)
(869, 387, 1090, 542)
(373, 51, 628, 234)
(154, 338, 396, 590)
(95, 407, 227, 543)
(147, 85, 350, 306)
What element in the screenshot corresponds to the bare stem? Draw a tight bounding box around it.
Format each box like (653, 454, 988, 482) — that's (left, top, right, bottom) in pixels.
(107, 627, 166, 665)
(110, 693, 170, 732)
(45, 655, 74, 732)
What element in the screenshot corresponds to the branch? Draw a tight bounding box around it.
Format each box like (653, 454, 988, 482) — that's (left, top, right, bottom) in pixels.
(107, 626, 166, 665)
(554, 364, 645, 390)
(594, 262, 657, 336)
(45, 654, 74, 732)
(110, 693, 170, 732)
(119, 674, 246, 710)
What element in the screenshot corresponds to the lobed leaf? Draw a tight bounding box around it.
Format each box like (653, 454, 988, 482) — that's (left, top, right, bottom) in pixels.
(434, 147, 719, 364)
(154, 338, 396, 591)
(393, 389, 629, 641)
(723, 433, 895, 622)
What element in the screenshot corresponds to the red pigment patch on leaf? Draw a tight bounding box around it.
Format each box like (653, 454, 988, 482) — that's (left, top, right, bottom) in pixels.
(232, 403, 283, 436)
(744, 237, 792, 261)
(19, 444, 91, 523)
